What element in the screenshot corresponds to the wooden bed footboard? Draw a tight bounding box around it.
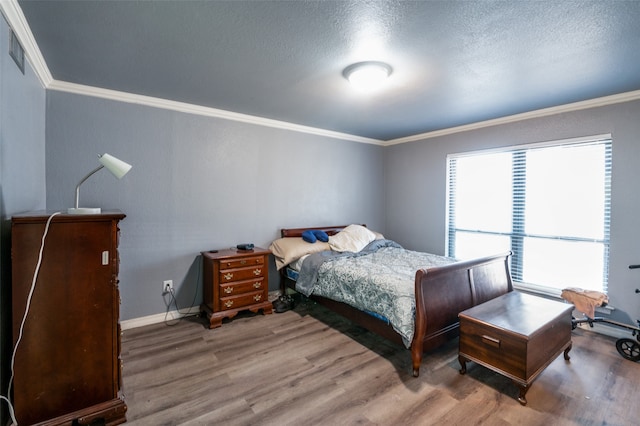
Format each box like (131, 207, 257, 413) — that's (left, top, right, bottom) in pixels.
(277, 225, 513, 377)
(411, 251, 513, 376)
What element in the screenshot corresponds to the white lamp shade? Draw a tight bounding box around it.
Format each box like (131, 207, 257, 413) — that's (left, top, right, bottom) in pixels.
(99, 153, 132, 179)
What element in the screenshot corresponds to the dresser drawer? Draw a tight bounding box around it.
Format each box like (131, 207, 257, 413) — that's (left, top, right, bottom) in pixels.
(219, 255, 264, 270)
(218, 265, 266, 283)
(220, 277, 265, 296)
(220, 290, 266, 311)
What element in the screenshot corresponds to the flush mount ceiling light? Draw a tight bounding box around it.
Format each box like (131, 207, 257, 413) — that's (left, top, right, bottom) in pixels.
(343, 61, 392, 91)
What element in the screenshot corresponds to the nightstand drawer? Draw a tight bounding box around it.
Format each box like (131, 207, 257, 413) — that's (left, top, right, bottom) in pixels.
(218, 266, 265, 282)
(220, 255, 264, 270)
(220, 290, 265, 310)
(220, 277, 265, 295)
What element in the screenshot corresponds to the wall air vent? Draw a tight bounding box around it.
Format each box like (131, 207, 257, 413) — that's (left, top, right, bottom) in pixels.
(9, 29, 25, 74)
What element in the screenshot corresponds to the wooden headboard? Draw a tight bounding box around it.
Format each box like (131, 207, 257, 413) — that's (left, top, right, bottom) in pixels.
(280, 224, 366, 238)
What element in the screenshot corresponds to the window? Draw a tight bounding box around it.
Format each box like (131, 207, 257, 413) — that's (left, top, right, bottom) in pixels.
(446, 135, 611, 296)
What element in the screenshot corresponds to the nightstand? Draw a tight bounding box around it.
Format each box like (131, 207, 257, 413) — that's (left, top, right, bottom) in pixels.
(201, 247, 273, 328)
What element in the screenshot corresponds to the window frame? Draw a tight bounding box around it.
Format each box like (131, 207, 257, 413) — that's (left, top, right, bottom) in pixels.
(446, 134, 612, 297)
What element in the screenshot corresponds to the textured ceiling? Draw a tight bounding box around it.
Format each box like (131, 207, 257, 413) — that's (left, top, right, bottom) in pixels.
(16, 0, 640, 141)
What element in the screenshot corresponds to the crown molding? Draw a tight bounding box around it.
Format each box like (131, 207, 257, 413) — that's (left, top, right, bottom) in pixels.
(47, 80, 384, 145)
(384, 90, 640, 146)
(0, 0, 52, 86)
(1, 0, 382, 145)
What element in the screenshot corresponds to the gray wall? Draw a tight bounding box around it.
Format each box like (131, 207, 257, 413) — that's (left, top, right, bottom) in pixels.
(33, 89, 640, 327)
(0, 24, 47, 213)
(44, 92, 386, 320)
(385, 100, 640, 325)
(0, 16, 47, 424)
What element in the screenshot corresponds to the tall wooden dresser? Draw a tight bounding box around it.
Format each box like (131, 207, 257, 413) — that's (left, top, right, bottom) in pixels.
(11, 210, 127, 425)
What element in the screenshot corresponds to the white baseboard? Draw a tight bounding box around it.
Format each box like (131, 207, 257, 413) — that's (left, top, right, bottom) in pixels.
(120, 307, 201, 331)
(120, 292, 281, 331)
(575, 321, 634, 340)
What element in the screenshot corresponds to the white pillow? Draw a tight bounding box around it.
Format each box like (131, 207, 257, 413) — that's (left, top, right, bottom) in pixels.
(329, 224, 376, 253)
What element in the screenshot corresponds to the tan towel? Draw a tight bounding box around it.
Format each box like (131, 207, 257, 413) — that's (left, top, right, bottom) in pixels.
(561, 287, 609, 319)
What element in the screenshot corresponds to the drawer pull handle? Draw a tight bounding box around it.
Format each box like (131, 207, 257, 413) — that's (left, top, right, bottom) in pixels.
(253, 269, 262, 276)
(224, 273, 233, 280)
(224, 300, 234, 308)
(482, 335, 501, 348)
(253, 282, 261, 289)
(224, 287, 233, 294)
(240, 260, 247, 265)
(254, 294, 262, 301)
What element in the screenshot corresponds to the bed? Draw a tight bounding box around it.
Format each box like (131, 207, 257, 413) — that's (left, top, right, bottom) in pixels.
(270, 224, 513, 377)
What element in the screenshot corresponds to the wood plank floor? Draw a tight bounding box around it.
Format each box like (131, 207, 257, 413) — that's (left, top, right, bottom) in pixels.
(121, 297, 640, 425)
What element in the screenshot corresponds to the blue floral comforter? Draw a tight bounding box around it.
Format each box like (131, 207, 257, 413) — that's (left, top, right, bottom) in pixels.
(295, 239, 456, 347)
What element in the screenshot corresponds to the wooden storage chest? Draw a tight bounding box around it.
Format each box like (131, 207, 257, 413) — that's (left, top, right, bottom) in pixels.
(458, 291, 573, 405)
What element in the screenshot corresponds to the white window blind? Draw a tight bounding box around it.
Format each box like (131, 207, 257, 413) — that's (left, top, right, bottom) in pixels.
(446, 136, 611, 295)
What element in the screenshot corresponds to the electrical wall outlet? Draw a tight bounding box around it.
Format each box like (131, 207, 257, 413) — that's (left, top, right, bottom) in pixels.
(163, 279, 173, 293)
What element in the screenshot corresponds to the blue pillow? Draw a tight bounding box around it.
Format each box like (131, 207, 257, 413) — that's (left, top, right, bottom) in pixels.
(313, 230, 329, 242)
(301, 230, 317, 243)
